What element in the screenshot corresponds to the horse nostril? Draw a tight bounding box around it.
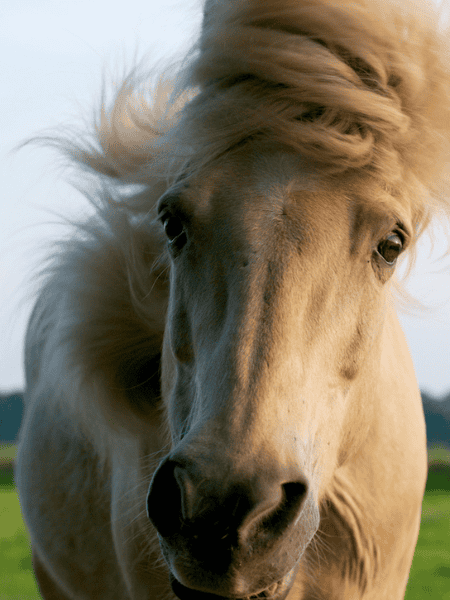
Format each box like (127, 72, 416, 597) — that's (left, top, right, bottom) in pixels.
(147, 460, 213, 539)
(261, 481, 308, 533)
(147, 459, 184, 537)
(236, 479, 308, 548)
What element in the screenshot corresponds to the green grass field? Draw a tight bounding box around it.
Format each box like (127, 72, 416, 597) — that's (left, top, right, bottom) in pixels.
(1, 443, 449, 599)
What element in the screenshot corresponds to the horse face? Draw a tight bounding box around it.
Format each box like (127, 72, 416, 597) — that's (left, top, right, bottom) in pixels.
(147, 145, 409, 600)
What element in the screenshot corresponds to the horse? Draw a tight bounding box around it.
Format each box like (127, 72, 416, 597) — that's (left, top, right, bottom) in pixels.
(15, 0, 450, 598)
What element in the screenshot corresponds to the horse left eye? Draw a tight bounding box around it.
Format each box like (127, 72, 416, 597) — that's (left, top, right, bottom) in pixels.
(377, 233, 403, 265)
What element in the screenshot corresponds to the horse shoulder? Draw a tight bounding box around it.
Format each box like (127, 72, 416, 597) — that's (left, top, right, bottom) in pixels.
(16, 386, 130, 600)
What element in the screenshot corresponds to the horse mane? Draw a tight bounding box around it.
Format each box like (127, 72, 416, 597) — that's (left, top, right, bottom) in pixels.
(61, 0, 450, 232)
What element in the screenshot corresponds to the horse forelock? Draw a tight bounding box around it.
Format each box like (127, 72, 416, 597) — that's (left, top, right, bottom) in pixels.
(184, 0, 450, 187)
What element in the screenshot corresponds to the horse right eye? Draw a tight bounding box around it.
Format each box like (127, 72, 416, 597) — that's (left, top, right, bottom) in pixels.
(163, 215, 184, 241)
(160, 214, 187, 254)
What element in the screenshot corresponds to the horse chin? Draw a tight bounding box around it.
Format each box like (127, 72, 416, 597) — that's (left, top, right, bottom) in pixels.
(169, 566, 298, 600)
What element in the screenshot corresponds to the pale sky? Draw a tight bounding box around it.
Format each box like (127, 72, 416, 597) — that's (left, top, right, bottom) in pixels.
(1, 0, 450, 397)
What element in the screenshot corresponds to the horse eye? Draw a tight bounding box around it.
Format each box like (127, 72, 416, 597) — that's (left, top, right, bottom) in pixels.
(160, 214, 187, 253)
(377, 233, 403, 265)
(162, 215, 184, 241)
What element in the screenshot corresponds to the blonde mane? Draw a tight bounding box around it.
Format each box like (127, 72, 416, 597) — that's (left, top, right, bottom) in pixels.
(60, 0, 450, 234)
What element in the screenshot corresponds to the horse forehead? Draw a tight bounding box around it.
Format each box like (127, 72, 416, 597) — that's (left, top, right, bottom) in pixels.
(184, 148, 323, 218)
(243, 150, 320, 197)
(181, 152, 347, 247)
(252, 152, 321, 195)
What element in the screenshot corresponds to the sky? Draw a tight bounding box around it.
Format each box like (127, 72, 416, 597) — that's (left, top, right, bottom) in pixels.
(1, 0, 450, 398)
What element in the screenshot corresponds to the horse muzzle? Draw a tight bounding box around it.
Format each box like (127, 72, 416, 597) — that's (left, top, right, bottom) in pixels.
(147, 454, 319, 600)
